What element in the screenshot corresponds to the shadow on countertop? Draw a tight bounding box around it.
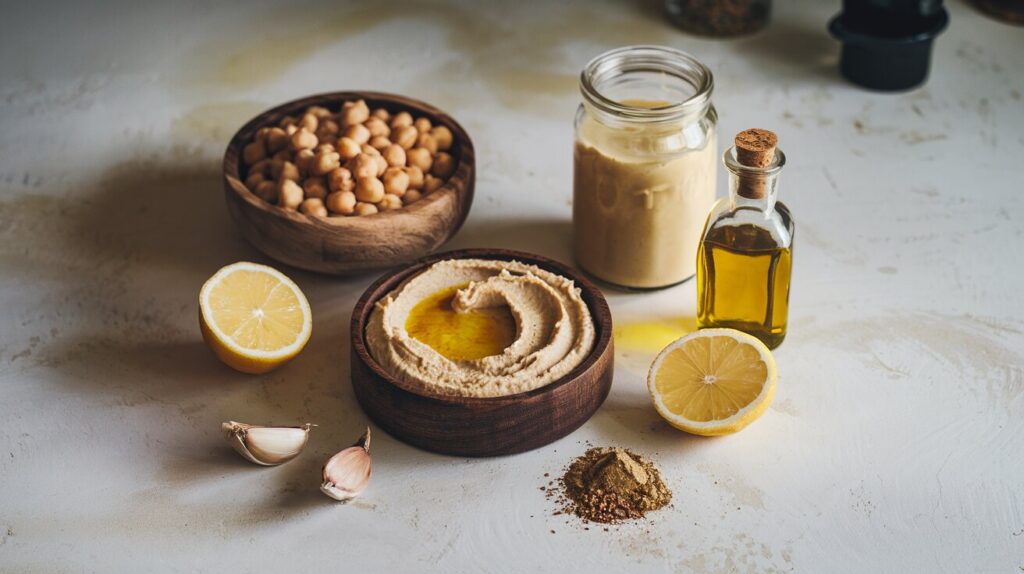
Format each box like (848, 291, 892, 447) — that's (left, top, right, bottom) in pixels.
(0, 151, 374, 521)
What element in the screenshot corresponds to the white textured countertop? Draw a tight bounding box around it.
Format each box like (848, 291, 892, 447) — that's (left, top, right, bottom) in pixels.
(2, 1, 1022, 572)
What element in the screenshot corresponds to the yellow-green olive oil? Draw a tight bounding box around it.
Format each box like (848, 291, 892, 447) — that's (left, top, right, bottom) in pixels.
(697, 224, 791, 349)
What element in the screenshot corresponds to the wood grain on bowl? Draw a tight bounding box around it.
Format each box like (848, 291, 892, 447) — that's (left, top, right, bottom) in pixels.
(350, 249, 614, 457)
(223, 92, 475, 275)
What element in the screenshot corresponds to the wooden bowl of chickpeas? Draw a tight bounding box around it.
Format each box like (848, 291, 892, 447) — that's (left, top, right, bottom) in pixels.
(223, 91, 474, 275)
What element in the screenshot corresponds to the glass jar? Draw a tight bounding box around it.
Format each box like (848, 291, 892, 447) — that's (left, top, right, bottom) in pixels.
(970, 0, 1024, 24)
(573, 45, 718, 290)
(665, 0, 771, 37)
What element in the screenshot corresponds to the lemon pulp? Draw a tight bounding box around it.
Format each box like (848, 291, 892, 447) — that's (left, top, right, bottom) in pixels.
(647, 328, 776, 436)
(404, 284, 516, 361)
(206, 269, 306, 351)
(199, 262, 311, 374)
(654, 335, 768, 422)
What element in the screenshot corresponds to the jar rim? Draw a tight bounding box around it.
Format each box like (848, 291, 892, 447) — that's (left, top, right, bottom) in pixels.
(580, 45, 714, 122)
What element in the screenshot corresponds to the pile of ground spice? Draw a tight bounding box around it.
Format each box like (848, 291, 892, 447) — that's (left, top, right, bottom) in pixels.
(552, 447, 672, 524)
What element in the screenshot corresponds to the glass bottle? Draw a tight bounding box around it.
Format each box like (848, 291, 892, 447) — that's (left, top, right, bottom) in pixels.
(696, 129, 793, 349)
(573, 45, 718, 290)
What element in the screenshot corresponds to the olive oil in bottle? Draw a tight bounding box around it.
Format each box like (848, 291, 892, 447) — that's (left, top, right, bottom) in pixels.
(697, 129, 793, 349)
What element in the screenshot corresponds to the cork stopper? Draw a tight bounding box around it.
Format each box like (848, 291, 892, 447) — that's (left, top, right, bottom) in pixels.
(734, 128, 778, 199)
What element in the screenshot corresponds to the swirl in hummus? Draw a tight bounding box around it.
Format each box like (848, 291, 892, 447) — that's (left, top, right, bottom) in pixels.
(366, 258, 596, 398)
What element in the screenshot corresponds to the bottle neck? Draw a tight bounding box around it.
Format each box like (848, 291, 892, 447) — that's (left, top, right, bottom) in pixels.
(728, 170, 780, 212)
(724, 146, 786, 213)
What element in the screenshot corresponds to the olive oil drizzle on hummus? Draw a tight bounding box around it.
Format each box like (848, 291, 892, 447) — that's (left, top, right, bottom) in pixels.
(405, 283, 518, 361)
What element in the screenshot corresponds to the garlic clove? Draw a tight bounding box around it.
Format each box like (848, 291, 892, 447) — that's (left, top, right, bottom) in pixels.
(223, 421, 313, 466)
(321, 427, 372, 503)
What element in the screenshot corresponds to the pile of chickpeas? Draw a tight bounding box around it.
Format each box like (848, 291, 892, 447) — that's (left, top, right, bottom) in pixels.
(240, 100, 457, 217)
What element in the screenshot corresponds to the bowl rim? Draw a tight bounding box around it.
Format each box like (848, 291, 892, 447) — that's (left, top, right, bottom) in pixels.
(350, 248, 614, 406)
(222, 90, 475, 226)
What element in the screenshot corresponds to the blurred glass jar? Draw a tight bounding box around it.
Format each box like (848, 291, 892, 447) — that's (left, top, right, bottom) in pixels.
(573, 46, 718, 289)
(665, 0, 771, 36)
(970, 0, 1024, 24)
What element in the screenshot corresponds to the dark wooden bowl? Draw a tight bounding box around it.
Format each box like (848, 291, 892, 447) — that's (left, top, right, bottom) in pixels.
(350, 249, 614, 457)
(222, 91, 475, 275)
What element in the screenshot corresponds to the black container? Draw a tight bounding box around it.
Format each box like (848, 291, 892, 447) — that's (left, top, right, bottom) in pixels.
(829, 0, 949, 91)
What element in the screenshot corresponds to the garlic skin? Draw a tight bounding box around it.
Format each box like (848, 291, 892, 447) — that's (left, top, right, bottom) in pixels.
(321, 428, 372, 503)
(223, 421, 313, 466)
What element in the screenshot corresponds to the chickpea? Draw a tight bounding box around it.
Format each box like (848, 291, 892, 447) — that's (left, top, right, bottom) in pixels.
(423, 174, 444, 194)
(341, 99, 370, 126)
(326, 191, 357, 215)
(254, 180, 277, 203)
(337, 137, 361, 160)
(369, 135, 392, 150)
(299, 197, 328, 217)
(378, 193, 403, 211)
(272, 160, 301, 182)
(328, 167, 353, 192)
(430, 125, 454, 151)
(432, 152, 456, 179)
(415, 133, 438, 155)
(284, 160, 303, 181)
(316, 119, 340, 141)
(242, 140, 266, 164)
(354, 201, 379, 216)
(265, 127, 289, 153)
(351, 153, 378, 179)
(344, 123, 371, 145)
(403, 189, 423, 204)
(364, 117, 390, 138)
(355, 176, 385, 203)
(389, 111, 413, 129)
(391, 125, 418, 150)
(293, 149, 315, 174)
(406, 147, 433, 173)
(312, 150, 341, 176)
(245, 103, 467, 219)
(299, 112, 319, 132)
(249, 158, 273, 177)
(383, 144, 406, 168)
(383, 167, 410, 197)
(245, 171, 265, 190)
(307, 105, 332, 119)
(404, 165, 425, 190)
(290, 128, 318, 151)
(303, 177, 329, 200)
(278, 179, 304, 210)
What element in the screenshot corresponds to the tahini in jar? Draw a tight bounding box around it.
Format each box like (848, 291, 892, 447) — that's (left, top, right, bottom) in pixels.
(573, 45, 718, 289)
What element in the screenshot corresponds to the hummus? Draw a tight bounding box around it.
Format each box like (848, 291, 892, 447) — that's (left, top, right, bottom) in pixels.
(366, 259, 596, 398)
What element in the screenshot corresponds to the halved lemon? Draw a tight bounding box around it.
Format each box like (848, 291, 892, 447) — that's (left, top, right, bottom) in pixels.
(647, 328, 776, 436)
(199, 262, 312, 374)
